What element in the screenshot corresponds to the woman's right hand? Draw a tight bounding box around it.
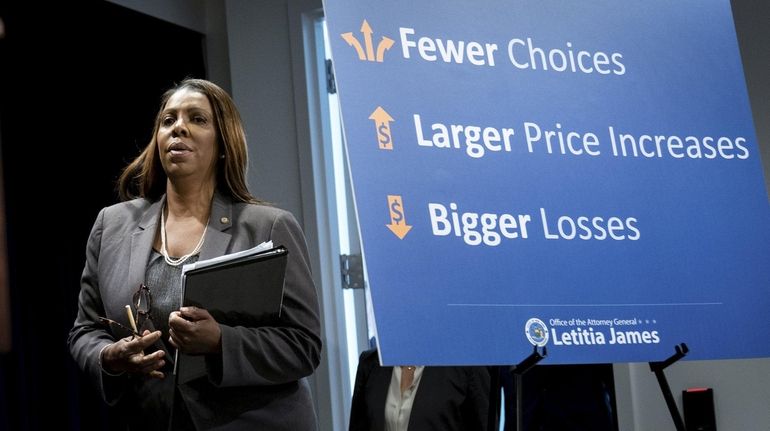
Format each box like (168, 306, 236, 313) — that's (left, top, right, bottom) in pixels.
(101, 330, 166, 378)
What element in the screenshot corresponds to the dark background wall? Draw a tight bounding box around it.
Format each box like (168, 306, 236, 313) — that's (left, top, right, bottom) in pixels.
(0, 2, 204, 429)
(732, 0, 770, 196)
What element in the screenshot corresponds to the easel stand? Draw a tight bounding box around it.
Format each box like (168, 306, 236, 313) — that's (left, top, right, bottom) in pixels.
(510, 345, 547, 431)
(648, 343, 689, 431)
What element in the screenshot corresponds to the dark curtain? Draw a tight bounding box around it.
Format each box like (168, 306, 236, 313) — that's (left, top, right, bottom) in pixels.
(0, 2, 204, 429)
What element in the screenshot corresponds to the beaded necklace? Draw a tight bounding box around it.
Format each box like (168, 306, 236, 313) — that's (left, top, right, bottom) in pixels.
(159, 203, 208, 266)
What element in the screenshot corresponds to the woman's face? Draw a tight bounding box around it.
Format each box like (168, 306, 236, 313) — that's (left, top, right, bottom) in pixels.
(157, 88, 219, 184)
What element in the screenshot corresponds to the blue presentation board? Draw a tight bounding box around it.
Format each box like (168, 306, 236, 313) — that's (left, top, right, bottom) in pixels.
(323, 0, 770, 365)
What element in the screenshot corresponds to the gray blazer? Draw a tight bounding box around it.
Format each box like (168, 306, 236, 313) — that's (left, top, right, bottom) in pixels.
(68, 192, 322, 430)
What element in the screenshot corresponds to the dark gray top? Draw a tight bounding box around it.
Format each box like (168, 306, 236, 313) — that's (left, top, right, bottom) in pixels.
(143, 250, 198, 339)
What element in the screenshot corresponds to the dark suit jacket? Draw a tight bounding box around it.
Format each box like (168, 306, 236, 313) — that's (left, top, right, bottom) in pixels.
(68, 192, 322, 430)
(349, 349, 491, 431)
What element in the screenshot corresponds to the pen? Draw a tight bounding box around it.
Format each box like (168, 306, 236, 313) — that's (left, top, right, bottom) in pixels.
(125, 304, 139, 335)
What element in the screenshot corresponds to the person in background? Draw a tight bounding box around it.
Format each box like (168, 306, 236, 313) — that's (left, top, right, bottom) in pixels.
(349, 347, 493, 431)
(68, 78, 322, 430)
(499, 363, 618, 431)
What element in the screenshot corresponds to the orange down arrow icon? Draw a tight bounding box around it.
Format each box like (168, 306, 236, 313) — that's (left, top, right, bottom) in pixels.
(386, 195, 412, 239)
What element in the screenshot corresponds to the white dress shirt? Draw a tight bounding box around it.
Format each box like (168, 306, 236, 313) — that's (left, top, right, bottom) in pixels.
(384, 366, 425, 431)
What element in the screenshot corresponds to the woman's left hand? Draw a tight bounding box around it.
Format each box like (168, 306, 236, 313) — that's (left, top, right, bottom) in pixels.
(169, 306, 222, 355)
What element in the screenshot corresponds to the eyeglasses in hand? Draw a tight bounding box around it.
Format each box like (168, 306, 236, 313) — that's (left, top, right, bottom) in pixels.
(98, 316, 141, 337)
(98, 284, 154, 337)
(132, 283, 154, 330)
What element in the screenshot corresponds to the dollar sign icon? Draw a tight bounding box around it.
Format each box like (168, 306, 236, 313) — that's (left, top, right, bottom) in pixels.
(390, 199, 403, 224)
(378, 123, 392, 148)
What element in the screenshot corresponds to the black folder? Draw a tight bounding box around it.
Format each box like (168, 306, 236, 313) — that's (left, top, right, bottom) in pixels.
(175, 245, 288, 384)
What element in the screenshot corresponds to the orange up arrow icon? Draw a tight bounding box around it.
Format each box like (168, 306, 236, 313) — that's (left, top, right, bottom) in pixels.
(386, 195, 413, 239)
(369, 107, 394, 150)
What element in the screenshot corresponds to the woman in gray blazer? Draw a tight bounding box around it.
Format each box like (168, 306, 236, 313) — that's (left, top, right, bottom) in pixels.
(68, 78, 322, 430)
